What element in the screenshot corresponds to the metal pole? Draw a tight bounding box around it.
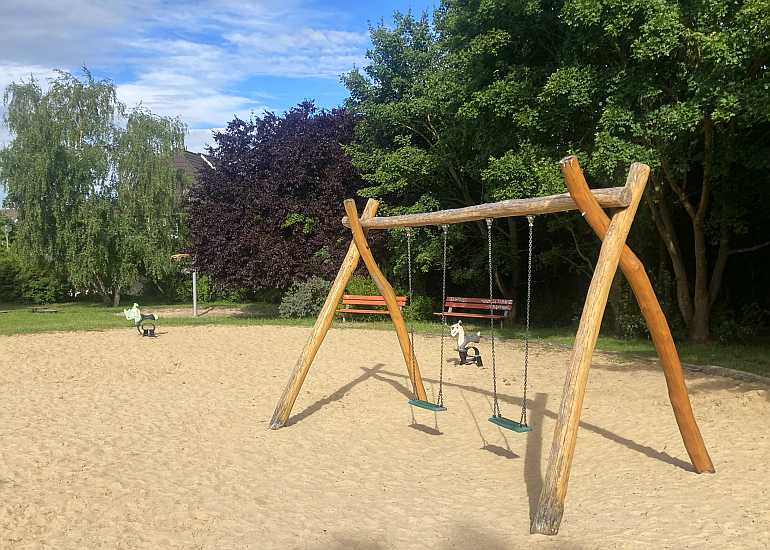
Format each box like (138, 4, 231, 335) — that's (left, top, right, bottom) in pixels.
(192, 270, 198, 317)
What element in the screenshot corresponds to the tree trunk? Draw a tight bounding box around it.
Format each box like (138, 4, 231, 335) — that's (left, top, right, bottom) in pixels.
(648, 191, 693, 327)
(505, 217, 520, 323)
(112, 287, 121, 307)
(607, 272, 623, 335)
(688, 117, 715, 343)
(709, 220, 730, 307)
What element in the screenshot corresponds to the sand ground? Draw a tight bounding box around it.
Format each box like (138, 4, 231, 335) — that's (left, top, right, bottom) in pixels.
(1, 325, 768, 549)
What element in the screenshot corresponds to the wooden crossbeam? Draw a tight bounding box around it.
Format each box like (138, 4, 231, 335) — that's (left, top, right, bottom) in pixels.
(342, 187, 630, 230)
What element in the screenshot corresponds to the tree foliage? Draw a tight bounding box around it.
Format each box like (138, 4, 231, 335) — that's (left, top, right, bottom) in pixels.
(187, 102, 366, 291)
(343, 1, 770, 341)
(0, 70, 186, 305)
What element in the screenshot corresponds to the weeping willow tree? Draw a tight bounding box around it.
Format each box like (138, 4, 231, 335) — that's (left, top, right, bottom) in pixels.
(0, 70, 186, 305)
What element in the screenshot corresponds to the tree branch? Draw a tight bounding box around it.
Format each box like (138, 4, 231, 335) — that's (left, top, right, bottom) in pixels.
(661, 160, 696, 220)
(728, 240, 770, 255)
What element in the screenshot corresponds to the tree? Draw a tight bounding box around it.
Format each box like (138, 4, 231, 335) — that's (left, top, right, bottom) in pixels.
(186, 102, 366, 291)
(343, 11, 566, 316)
(561, 0, 770, 341)
(0, 70, 186, 305)
(344, 2, 770, 341)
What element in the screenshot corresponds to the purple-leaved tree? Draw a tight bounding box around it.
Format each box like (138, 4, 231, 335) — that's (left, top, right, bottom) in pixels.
(187, 102, 368, 291)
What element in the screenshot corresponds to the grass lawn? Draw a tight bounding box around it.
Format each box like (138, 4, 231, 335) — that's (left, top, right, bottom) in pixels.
(0, 301, 767, 378)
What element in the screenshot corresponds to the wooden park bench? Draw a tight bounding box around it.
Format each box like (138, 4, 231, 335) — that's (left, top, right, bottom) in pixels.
(433, 296, 514, 328)
(336, 294, 407, 321)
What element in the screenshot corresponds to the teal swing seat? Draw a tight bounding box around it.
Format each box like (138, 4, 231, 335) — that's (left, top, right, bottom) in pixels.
(405, 226, 448, 416)
(488, 414, 532, 433)
(408, 399, 447, 412)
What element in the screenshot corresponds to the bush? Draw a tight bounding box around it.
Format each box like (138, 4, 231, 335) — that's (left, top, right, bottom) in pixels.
(404, 294, 433, 321)
(345, 274, 379, 296)
(0, 252, 22, 302)
(19, 265, 66, 304)
(279, 276, 332, 318)
(712, 303, 768, 343)
(175, 273, 212, 303)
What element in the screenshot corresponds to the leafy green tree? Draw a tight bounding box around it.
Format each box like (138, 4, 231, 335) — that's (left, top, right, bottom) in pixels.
(345, 2, 770, 341)
(0, 70, 186, 305)
(343, 11, 566, 314)
(559, 0, 770, 341)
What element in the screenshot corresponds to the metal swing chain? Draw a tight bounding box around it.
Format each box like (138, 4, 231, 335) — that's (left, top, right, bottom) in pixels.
(406, 228, 417, 397)
(437, 224, 448, 407)
(487, 218, 501, 418)
(521, 215, 535, 427)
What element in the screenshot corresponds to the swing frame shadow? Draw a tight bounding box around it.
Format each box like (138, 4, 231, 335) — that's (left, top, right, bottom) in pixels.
(268, 156, 714, 537)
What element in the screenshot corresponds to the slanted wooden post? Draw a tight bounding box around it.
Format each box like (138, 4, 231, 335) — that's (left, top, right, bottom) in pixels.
(270, 199, 428, 429)
(559, 156, 714, 474)
(270, 200, 379, 429)
(531, 163, 649, 535)
(344, 199, 428, 400)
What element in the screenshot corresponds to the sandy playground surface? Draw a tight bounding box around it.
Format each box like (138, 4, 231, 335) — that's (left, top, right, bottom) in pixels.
(1, 325, 769, 549)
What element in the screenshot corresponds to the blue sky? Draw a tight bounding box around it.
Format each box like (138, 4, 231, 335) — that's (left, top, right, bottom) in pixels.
(0, 0, 437, 177)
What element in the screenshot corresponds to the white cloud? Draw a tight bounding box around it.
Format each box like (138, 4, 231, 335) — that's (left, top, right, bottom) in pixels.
(0, 1, 375, 153)
(185, 128, 223, 153)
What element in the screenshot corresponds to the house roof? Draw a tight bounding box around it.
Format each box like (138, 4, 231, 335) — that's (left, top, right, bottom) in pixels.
(174, 150, 214, 182)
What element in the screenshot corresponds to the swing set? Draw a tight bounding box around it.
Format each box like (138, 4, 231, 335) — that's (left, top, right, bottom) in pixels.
(269, 157, 714, 536)
(402, 216, 533, 433)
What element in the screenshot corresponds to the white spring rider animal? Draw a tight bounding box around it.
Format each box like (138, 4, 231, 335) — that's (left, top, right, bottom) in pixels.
(450, 320, 483, 366)
(123, 303, 158, 337)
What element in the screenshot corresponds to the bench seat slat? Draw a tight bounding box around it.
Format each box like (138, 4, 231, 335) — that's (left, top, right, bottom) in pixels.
(342, 298, 407, 306)
(337, 308, 396, 314)
(443, 302, 512, 311)
(432, 312, 506, 320)
(446, 296, 513, 305)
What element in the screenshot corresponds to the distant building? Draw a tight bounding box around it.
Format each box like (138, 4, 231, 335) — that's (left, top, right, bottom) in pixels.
(173, 150, 214, 204)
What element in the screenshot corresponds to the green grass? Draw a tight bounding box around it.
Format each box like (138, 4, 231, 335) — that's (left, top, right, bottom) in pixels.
(0, 301, 767, 378)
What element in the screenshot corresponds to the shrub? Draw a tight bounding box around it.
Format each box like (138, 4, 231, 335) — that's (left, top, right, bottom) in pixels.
(712, 303, 768, 343)
(404, 294, 433, 321)
(19, 266, 66, 304)
(345, 274, 379, 296)
(175, 273, 211, 303)
(0, 252, 21, 302)
(279, 276, 332, 318)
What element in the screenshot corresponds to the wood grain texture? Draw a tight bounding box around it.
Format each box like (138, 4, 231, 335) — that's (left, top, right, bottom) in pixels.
(341, 187, 630, 229)
(344, 199, 428, 401)
(559, 156, 714, 474)
(269, 200, 380, 430)
(531, 162, 649, 535)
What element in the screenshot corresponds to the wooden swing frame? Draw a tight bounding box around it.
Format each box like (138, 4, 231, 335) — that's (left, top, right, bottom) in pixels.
(269, 156, 714, 536)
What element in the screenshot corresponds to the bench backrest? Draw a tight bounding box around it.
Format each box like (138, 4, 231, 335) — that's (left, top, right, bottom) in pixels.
(443, 296, 513, 313)
(342, 294, 408, 307)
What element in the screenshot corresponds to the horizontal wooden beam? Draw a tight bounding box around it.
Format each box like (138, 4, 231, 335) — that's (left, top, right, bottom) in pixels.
(341, 187, 630, 230)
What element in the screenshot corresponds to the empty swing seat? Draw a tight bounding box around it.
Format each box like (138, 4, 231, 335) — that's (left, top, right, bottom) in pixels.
(408, 399, 447, 412)
(488, 415, 532, 433)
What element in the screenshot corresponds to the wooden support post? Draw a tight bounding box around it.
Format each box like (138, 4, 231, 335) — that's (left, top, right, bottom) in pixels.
(560, 156, 714, 474)
(344, 199, 428, 401)
(269, 200, 380, 429)
(531, 163, 649, 535)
